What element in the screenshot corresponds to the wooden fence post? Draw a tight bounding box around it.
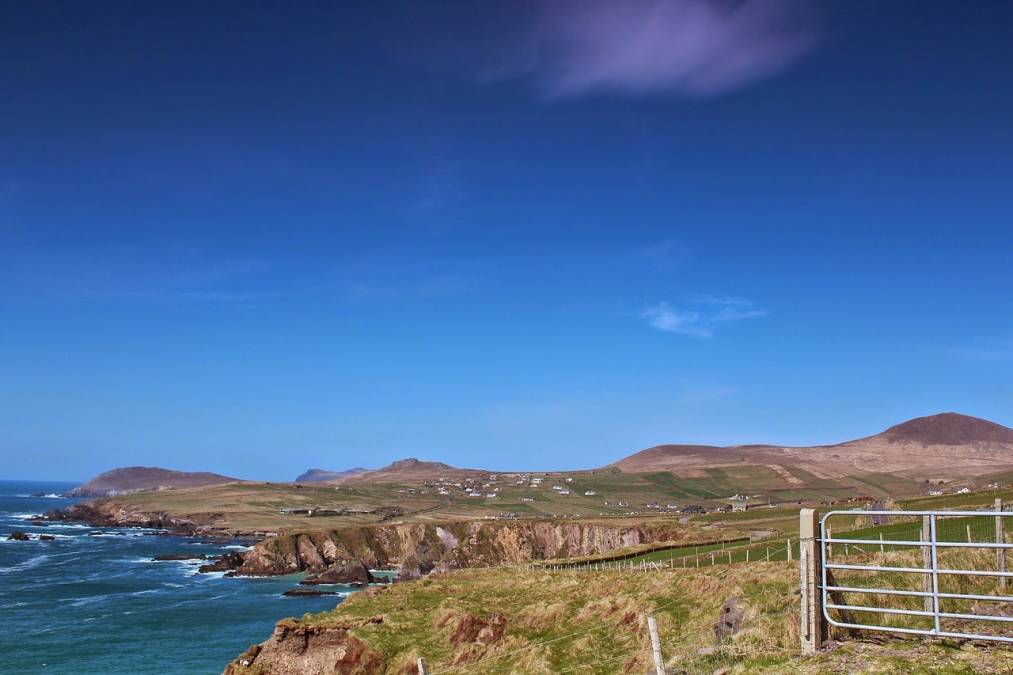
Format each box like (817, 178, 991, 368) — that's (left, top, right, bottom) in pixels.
(967, 524, 972, 544)
(921, 516, 932, 613)
(997, 498, 1006, 590)
(879, 533, 884, 553)
(787, 538, 792, 563)
(647, 616, 665, 675)
(799, 508, 824, 655)
(417, 656, 427, 675)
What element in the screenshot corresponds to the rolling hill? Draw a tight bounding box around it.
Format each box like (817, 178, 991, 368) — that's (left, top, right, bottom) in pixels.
(65, 466, 239, 497)
(294, 467, 370, 483)
(339, 457, 483, 484)
(611, 412, 1013, 480)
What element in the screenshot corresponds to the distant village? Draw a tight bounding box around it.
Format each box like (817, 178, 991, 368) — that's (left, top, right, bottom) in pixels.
(277, 470, 1007, 522)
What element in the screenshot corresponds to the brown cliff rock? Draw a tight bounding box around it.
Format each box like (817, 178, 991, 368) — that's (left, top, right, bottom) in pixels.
(223, 617, 385, 675)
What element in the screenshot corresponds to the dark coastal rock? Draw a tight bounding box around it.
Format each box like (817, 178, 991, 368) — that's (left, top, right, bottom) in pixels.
(282, 588, 343, 597)
(7, 531, 30, 541)
(713, 595, 744, 643)
(300, 560, 375, 586)
(29, 520, 48, 527)
(153, 553, 208, 561)
(38, 534, 56, 541)
(198, 551, 245, 574)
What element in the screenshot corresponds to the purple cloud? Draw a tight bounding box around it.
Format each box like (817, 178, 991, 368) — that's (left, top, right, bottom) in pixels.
(527, 0, 818, 98)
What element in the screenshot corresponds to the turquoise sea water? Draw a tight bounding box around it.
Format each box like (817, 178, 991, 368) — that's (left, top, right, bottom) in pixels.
(0, 480, 355, 674)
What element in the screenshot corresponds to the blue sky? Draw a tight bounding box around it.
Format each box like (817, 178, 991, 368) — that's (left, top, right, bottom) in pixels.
(2, 1, 1012, 481)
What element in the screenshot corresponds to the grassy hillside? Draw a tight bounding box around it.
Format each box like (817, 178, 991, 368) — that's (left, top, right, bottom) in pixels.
(96, 463, 1001, 535)
(228, 563, 1012, 674)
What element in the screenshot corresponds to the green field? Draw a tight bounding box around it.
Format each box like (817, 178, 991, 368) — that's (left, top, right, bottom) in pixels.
(101, 465, 1013, 539)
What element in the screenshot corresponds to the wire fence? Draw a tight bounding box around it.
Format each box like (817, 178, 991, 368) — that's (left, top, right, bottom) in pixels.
(418, 506, 1011, 673)
(424, 563, 746, 675)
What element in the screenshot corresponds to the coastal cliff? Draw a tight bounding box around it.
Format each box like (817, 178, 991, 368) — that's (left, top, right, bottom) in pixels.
(236, 520, 683, 578)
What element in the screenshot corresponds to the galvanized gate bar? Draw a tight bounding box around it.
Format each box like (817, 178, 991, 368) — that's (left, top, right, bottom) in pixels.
(824, 584, 1013, 603)
(827, 562, 1013, 577)
(827, 537, 1013, 549)
(818, 509, 1013, 644)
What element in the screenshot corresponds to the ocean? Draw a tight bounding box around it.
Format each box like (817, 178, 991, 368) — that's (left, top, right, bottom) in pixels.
(0, 480, 355, 674)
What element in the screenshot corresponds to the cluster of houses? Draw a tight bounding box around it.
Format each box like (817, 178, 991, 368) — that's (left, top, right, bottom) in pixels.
(416, 472, 607, 502)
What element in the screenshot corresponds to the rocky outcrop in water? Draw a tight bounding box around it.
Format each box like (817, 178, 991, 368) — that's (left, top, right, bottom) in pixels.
(300, 560, 375, 586)
(281, 588, 344, 597)
(154, 553, 208, 561)
(199, 551, 246, 574)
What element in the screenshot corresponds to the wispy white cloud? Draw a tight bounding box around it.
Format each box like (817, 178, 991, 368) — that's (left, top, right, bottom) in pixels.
(641, 295, 767, 338)
(520, 0, 818, 98)
(631, 239, 688, 272)
(952, 340, 1013, 363)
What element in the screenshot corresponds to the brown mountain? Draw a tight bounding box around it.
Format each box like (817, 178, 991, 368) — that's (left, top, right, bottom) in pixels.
(877, 412, 1013, 446)
(294, 468, 370, 483)
(66, 466, 239, 497)
(340, 458, 482, 484)
(611, 413, 1013, 479)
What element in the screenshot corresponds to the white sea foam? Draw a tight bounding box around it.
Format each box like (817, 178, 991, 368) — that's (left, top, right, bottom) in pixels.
(0, 554, 51, 574)
(194, 570, 226, 579)
(69, 594, 112, 607)
(175, 559, 207, 577)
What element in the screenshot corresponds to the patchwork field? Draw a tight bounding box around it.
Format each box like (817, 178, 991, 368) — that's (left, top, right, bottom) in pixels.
(95, 462, 1003, 536)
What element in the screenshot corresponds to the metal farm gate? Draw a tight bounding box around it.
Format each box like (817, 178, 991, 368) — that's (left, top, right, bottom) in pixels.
(799, 504, 1013, 653)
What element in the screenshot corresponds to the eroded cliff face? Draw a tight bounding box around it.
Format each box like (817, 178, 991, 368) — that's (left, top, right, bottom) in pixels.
(237, 520, 679, 577)
(224, 617, 387, 675)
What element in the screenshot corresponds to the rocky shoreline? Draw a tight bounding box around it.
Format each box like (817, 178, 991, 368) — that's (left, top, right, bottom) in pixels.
(44, 500, 236, 537)
(44, 501, 686, 583)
